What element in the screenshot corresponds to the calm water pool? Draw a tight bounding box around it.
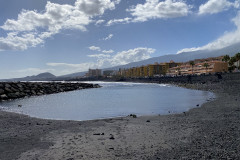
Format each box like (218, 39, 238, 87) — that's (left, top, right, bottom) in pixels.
(0, 82, 214, 121)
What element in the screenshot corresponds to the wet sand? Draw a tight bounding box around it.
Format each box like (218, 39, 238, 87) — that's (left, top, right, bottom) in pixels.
(0, 73, 240, 159)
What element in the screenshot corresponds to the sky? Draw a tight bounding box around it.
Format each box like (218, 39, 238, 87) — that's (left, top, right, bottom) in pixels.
(0, 0, 240, 79)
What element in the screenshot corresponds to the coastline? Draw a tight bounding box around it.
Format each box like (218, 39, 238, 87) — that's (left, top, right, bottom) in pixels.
(0, 73, 240, 159)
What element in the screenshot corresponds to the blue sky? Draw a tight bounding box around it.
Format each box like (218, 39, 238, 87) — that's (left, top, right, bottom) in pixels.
(0, 0, 240, 79)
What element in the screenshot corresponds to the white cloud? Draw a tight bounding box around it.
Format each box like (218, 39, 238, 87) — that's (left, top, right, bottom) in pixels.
(107, 0, 191, 25)
(102, 49, 114, 53)
(177, 11, 240, 54)
(109, 47, 155, 66)
(199, 0, 239, 15)
(0, 32, 44, 51)
(88, 54, 111, 58)
(106, 17, 132, 26)
(46, 62, 100, 74)
(47, 62, 96, 68)
(88, 46, 114, 53)
(46, 47, 155, 75)
(129, 0, 191, 22)
(89, 46, 101, 51)
(0, 0, 120, 51)
(15, 68, 55, 73)
(95, 19, 105, 25)
(102, 34, 113, 40)
(75, 0, 120, 16)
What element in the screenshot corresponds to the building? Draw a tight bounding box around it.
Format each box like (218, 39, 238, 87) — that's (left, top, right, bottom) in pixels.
(234, 60, 240, 68)
(88, 69, 102, 77)
(103, 70, 115, 77)
(168, 61, 228, 76)
(117, 61, 180, 78)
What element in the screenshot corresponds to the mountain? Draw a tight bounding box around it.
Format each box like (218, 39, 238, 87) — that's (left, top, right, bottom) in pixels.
(2, 42, 240, 81)
(102, 42, 240, 71)
(56, 43, 240, 78)
(0, 72, 56, 82)
(58, 71, 87, 78)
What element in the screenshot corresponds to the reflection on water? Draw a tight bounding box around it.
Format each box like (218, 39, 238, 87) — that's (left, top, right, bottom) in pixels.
(0, 82, 214, 121)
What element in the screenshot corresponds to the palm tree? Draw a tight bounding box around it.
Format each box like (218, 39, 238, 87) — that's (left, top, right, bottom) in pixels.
(222, 55, 230, 62)
(235, 53, 240, 60)
(189, 61, 195, 74)
(176, 67, 181, 75)
(203, 63, 209, 73)
(229, 57, 236, 66)
(228, 57, 237, 72)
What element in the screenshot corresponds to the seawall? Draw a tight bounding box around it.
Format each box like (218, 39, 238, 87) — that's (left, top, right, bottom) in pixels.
(0, 82, 100, 102)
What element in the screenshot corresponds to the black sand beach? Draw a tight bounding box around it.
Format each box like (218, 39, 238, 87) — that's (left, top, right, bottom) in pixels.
(0, 73, 240, 159)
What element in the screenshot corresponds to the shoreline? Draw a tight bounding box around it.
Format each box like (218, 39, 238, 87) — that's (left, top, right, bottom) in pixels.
(0, 73, 240, 159)
(0, 81, 214, 122)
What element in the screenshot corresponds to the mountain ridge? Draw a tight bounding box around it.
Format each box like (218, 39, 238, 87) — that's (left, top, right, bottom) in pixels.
(2, 42, 240, 81)
(0, 72, 56, 82)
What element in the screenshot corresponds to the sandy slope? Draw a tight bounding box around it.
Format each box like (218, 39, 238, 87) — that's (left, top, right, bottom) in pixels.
(0, 73, 240, 160)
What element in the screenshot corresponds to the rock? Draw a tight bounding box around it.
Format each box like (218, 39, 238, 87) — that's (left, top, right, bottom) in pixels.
(16, 84, 23, 88)
(7, 93, 18, 99)
(31, 90, 36, 95)
(0, 89, 4, 94)
(129, 114, 137, 118)
(93, 133, 104, 135)
(109, 134, 115, 140)
(146, 120, 150, 122)
(0, 82, 100, 101)
(0, 94, 8, 100)
(93, 133, 101, 135)
(4, 87, 12, 93)
(5, 84, 11, 88)
(11, 87, 19, 92)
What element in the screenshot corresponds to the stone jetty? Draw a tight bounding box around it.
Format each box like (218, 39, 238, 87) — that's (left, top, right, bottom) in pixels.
(0, 82, 100, 102)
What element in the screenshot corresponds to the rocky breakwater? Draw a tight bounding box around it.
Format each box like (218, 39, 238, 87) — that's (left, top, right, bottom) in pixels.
(0, 82, 100, 102)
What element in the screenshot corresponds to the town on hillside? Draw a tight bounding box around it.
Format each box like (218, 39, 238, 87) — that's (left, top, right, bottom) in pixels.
(85, 53, 240, 78)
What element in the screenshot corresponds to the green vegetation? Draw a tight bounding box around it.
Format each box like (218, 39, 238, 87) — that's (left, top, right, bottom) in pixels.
(176, 67, 181, 75)
(222, 53, 240, 71)
(222, 55, 230, 63)
(203, 63, 209, 72)
(189, 61, 195, 74)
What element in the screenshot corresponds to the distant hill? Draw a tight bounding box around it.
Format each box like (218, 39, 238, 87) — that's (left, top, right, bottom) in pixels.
(58, 71, 87, 78)
(57, 42, 240, 78)
(102, 42, 240, 71)
(0, 72, 56, 82)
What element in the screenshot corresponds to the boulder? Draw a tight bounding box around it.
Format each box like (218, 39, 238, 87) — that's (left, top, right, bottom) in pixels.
(4, 87, 12, 93)
(17, 84, 23, 88)
(7, 93, 19, 99)
(5, 84, 11, 88)
(11, 87, 19, 92)
(31, 90, 37, 95)
(0, 94, 8, 100)
(0, 89, 4, 94)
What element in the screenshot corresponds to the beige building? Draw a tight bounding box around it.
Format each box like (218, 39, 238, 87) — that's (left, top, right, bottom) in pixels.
(168, 61, 228, 76)
(88, 69, 102, 77)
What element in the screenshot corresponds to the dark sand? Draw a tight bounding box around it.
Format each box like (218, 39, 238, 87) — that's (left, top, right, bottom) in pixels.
(0, 73, 240, 159)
